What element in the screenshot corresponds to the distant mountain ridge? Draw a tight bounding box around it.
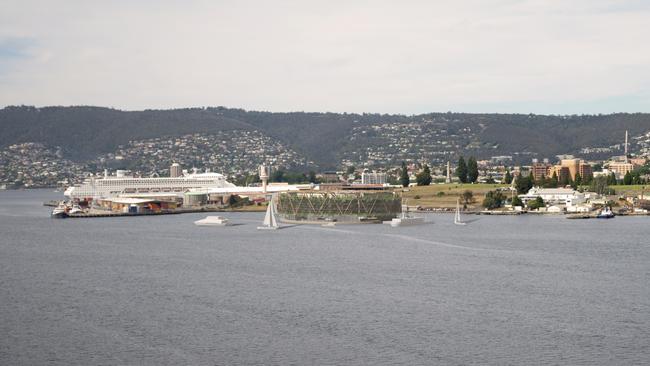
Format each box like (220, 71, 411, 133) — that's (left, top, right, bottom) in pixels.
(1, 105, 649, 167)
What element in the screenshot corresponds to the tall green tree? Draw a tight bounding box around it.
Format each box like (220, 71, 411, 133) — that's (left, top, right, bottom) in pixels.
(607, 172, 618, 185)
(416, 164, 432, 186)
(573, 172, 581, 189)
(308, 171, 318, 184)
(456, 157, 468, 183)
(527, 196, 545, 210)
(559, 172, 570, 187)
(503, 170, 513, 184)
(400, 162, 410, 187)
(623, 171, 633, 185)
(549, 171, 559, 188)
(515, 173, 533, 194)
(467, 157, 479, 183)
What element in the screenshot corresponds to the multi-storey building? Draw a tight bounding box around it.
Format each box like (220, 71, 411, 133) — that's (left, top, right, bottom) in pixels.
(361, 171, 387, 185)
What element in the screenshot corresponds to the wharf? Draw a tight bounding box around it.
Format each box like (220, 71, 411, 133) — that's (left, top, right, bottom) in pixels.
(65, 207, 224, 219)
(477, 210, 523, 215)
(566, 214, 597, 219)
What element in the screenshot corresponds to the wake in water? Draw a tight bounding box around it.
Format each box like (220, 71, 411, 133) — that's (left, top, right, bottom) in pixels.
(296, 223, 490, 252)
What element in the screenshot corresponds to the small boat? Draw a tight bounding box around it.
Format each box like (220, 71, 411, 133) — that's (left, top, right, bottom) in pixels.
(194, 216, 231, 226)
(51, 203, 68, 218)
(384, 205, 425, 227)
(321, 222, 337, 227)
(257, 199, 280, 230)
(454, 199, 466, 225)
(596, 206, 615, 219)
(68, 205, 83, 215)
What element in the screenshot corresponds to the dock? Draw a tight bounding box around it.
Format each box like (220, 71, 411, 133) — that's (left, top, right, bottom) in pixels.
(64, 207, 225, 219)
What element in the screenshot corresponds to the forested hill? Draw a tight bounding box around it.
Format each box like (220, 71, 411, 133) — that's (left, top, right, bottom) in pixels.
(1, 105, 649, 167)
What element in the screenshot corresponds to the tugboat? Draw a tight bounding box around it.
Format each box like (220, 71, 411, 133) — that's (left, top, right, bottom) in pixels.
(596, 206, 615, 219)
(51, 202, 68, 218)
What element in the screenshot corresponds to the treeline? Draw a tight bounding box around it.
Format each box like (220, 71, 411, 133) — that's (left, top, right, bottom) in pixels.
(3, 105, 650, 167)
(455, 156, 479, 183)
(398, 162, 433, 187)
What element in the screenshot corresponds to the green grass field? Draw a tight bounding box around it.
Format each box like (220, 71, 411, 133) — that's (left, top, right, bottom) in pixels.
(399, 183, 510, 209)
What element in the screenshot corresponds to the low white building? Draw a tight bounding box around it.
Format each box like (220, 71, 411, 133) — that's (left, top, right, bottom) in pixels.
(519, 187, 586, 206)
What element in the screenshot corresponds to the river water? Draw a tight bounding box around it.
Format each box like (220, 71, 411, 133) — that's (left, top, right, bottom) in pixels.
(1, 190, 648, 365)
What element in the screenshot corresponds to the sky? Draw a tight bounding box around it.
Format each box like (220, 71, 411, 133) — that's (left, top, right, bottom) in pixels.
(1, 0, 649, 115)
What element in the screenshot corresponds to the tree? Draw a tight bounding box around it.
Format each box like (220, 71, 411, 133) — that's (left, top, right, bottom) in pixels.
(503, 170, 513, 184)
(515, 173, 533, 194)
(623, 171, 633, 185)
(270, 170, 285, 182)
(559, 172, 570, 187)
(528, 196, 545, 210)
(461, 190, 474, 205)
(574, 172, 582, 188)
(467, 157, 479, 183)
(511, 195, 523, 207)
(590, 176, 609, 195)
(549, 171, 559, 188)
(607, 172, 618, 185)
(400, 162, 410, 187)
(456, 157, 468, 183)
(416, 164, 432, 186)
(346, 166, 356, 175)
(482, 190, 506, 209)
(308, 171, 318, 184)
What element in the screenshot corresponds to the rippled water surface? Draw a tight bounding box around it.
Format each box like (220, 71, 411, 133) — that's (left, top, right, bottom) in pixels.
(1, 190, 649, 365)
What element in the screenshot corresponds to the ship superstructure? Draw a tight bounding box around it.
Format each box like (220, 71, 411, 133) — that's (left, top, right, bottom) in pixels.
(64, 166, 235, 200)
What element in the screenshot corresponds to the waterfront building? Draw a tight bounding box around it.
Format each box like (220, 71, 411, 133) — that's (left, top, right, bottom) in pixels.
(630, 157, 647, 167)
(361, 171, 387, 185)
(519, 187, 585, 207)
(560, 159, 581, 180)
(608, 162, 634, 179)
(558, 159, 593, 181)
(547, 165, 570, 183)
(531, 162, 552, 181)
(321, 171, 340, 183)
(578, 163, 593, 180)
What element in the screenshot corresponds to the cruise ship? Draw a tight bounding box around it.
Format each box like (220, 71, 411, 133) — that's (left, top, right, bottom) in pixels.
(64, 165, 235, 200)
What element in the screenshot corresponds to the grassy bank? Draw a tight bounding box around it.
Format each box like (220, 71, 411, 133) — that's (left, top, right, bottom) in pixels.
(399, 183, 510, 210)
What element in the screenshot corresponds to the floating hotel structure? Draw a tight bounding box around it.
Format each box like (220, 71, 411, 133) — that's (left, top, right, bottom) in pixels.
(276, 191, 402, 224)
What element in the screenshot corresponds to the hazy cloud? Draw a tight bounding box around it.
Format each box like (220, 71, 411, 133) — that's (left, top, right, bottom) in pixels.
(0, 0, 649, 114)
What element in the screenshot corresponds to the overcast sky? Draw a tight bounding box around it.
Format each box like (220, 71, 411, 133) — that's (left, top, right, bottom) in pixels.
(1, 0, 649, 114)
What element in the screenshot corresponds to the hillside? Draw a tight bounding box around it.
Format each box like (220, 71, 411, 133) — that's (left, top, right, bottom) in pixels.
(2, 106, 650, 168)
